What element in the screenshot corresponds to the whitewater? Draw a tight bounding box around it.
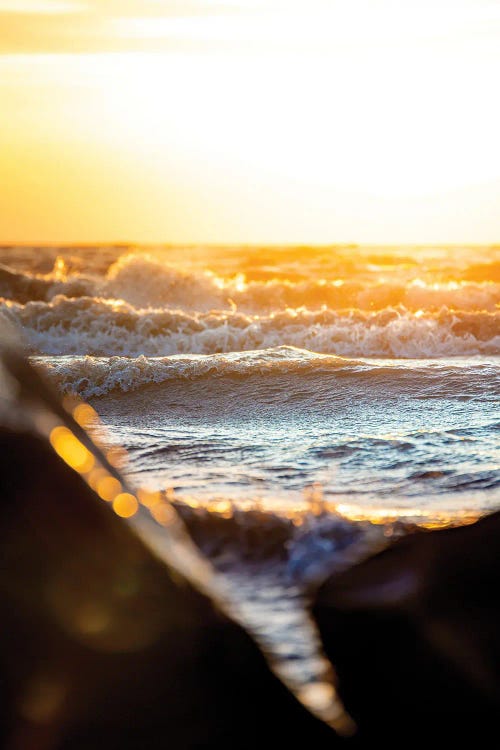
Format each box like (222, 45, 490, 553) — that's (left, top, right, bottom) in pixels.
(1, 244, 498, 517)
(1, 243, 499, 722)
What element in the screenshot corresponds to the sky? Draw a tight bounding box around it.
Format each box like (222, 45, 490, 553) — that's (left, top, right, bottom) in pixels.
(1, 0, 500, 244)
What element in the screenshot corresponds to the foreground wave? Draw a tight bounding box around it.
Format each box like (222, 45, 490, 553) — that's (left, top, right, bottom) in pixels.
(3, 348, 500, 744)
(33, 347, 500, 399)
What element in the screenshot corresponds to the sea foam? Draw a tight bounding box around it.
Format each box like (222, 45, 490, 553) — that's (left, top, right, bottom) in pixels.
(5, 294, 499, 358)
(1, 253, 499, 313)
(34, 348, 499, 399)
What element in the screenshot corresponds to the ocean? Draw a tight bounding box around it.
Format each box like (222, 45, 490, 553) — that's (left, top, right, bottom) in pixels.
(1, 244, 499, 723)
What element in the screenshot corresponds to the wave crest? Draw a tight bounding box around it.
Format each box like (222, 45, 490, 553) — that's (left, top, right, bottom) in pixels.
(5, 294, 500, 358)
(36, 347, 353, 398)
(0, 253, 499, 314)
(104, 254, 225, 310)
(34, 347, 499, 399)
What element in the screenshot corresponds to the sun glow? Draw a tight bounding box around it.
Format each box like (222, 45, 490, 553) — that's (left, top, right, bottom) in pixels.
(0, 0, 84, 11)
(1, 1, 500, 242)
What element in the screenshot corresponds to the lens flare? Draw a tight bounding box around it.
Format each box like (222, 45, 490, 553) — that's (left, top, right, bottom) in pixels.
(49, 426, 94, 473)
(113, 492, 139, 518)
(96, 476, 122, 502)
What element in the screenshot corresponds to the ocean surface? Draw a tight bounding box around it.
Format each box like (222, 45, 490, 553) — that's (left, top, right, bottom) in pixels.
(1, 244, 499, 724)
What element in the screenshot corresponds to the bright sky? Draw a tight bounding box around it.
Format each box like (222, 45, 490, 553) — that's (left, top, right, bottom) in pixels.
(1, 0, 500, 243)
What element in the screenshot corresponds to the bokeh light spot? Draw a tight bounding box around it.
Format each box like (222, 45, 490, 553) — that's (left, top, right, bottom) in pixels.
(96, 475, 122, 502)
(113, 492, 138, 518)
(73, 402, 97, 427)
(137, 488, 162, 507)
(49, 425, 94, 473)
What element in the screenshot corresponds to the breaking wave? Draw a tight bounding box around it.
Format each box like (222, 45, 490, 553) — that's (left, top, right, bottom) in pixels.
(1, 253, 499, 313)
(34, 348, 499, 399)
(35, 348, 354, 398)
(4, 293, 499, 358)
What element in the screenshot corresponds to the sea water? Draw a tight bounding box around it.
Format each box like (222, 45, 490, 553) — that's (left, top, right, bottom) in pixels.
(1, 244, 499, 720)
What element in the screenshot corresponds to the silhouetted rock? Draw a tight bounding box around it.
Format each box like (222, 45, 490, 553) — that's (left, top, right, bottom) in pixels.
(0, 427, 337, 749)
(313, 515, 500, 742)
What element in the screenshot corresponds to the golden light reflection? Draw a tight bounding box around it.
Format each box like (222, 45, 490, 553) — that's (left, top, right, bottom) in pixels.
(96, 475, 122, 502)
(164, 491, 483, 533)
(164, 487, 176, 503)
(150, 502, 175, 527)
(46, 410, 172, 527)
(87, 467, 108, 491)
(206, 499, 234, 518)
(112, 492, 139, 518)
(49, 426, 94, 473)
(107, 446, 128, 468)
(333, 501, 480, 529)
(137, 488, 162, 508)
(73, 402, 97, 427)
(298, 681, 355, 736)
(52, 254, 68, 280)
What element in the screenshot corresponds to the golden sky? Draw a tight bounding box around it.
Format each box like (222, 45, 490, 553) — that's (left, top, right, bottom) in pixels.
(1, 0, 500, 243)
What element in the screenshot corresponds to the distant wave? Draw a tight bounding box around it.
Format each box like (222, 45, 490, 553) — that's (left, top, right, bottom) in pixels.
(0, 253, 499, 313)
(102, 254, 500, 313)
(5, 293, 499, 358)
(34, 348, 500, 399)
(0, 262, 95, 304)
(2, 252, 499, 359)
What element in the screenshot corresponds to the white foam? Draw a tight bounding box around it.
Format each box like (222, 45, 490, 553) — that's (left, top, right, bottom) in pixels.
(5, 294, 499, 359)
(103, 254, 226, 311)
(3, 252, 499, 314)
(34, 348, 355, 398)
(32, 347, 500, 400)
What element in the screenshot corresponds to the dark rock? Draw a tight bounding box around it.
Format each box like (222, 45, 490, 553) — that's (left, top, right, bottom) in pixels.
(313, 515, 500, 742)
(0, 427, 337, 749)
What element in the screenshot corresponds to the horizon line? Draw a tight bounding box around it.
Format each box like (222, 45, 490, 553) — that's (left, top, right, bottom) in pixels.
(1, 241, 500, 249)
